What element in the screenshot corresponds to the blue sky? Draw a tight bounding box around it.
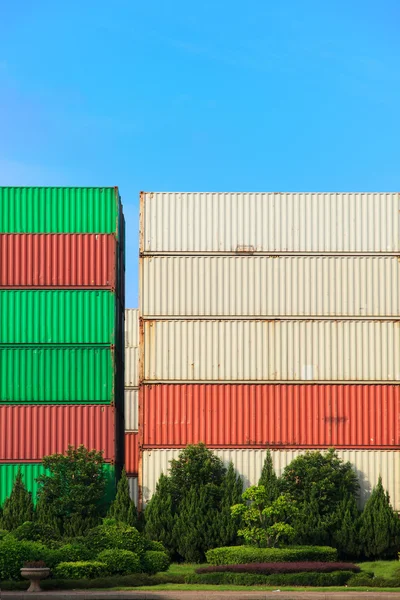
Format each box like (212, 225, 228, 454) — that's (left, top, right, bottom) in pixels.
(1, 1, 399, 307)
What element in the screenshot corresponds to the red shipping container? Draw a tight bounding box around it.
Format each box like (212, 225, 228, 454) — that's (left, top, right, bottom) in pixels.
(0, 234, 116, 288)
(142, 384, 400, 449)
(125, 432, 139, 474)
(0, 405, 115, 461)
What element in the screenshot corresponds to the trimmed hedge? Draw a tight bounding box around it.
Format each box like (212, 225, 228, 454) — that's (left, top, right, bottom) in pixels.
(84, 520, 145, 555)
(54, 561, 107, 580)
(0, 537, 51, 580)
(186, 570, 354, 587)
(0, 573, 186, 591)
(206, 545, 338, 565)
(141, 550, 170, 575)
(97, 549, 141, 575)
(197, 562, 360, 575)
(348, 573, 400, 588)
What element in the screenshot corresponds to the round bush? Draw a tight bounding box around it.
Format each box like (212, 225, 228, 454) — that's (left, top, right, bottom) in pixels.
(97, 549, 142, 575)
(13, 521, 59, 544)
(145, 540, 166, 552)
(141, 550, 170, 575)
(54, 561, 107, 580)
(84, 520, 145, 555)
(54, 543, 92, 565)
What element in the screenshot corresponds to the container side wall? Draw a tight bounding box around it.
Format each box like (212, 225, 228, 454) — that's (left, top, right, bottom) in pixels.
(0, 347, 114, 403)
(142, 384, 400, 448)
(0, 291, 115, 344)
(124, 389, 139, 431)
(144, 320, 400, 382)
(142, 192, 400, 253)
(141, 256, 400, 318)
(125, 309, 139, 346)
(0, 405, 115, 461)
(125, 432, 139, 474)
(128, 476, 139, 506)
(0, 234, 116, 288)
(0, 187, 119, 234)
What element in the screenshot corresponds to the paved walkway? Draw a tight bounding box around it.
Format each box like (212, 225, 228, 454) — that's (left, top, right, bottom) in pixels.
(2, 592, 400, 600)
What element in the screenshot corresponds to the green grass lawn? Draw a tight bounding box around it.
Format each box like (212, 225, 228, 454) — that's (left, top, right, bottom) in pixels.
(359, 560, 400, 579)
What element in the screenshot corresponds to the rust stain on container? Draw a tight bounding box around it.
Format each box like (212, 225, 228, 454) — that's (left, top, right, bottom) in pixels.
(142, 384, 400, 449)
(0, 405, 115, 461)
(0, 234, 116, 288)
(125, 432, 139, 474)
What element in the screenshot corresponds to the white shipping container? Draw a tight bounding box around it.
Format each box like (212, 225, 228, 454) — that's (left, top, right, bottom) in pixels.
(144, 320, 400, 382)
(141, 192, 400, 254)
(124, 388, 139, 431)
(142, 448, 400, 510)
(128, 476, 138, 507)
(141, 255, 400, 318)
(125, 347, 139, 387)
(125, 309, 139, 347)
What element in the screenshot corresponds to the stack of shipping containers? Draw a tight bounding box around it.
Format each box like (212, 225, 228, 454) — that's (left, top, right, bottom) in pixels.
(139, 192, 400, 510)
(0, 187, 125, 504)
(124, 308, 140, 505)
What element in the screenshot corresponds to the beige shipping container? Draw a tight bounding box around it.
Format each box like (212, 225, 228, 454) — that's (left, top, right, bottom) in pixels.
(124, 388, 138, 431)
(125, 308, 139, 386)
(125, 309, 139, 347)
(141, 192, 400, 254)
(143, 319, 400, 383)
(141, 448, 400, 509)
(141, 255, 400, 318)
(128, 476, 138, 506)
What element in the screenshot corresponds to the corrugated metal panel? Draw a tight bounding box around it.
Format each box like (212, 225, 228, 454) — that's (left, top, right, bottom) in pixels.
(0, 405, 115, 461)
(128, 476, 138, 506)
(0, 234, 117, 288)
(142, 449, 400, 509)
(0, 187, 120, 235)
(142, 384, 400, 448)
(125, 432, 139, 474)
(125, 388, 139, 431)
(125, 348, 139, 387)
(125, 309, 139, 347)
(141, 256, 400, 318)
(0, 291, 115, 344)
(141, 192, 400, 254)
(144, 320, 400, 382)
(0, 347, 114, 403)
(0, 463, 116, 505)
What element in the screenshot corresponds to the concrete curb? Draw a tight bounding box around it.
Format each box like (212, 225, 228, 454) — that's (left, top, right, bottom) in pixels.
(2, 592, 400, 600)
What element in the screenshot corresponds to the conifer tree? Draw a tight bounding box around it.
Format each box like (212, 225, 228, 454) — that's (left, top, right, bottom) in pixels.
(258, 450, 279, 502)
(172, 486, 217, 562)
(215, 462, 243, 547)
(108, 469, 138, 526)
(144, 474, 176, 553)
(0, 469, 34, 531)
(332, 494, 361, 558)
(293, 487, 330, 546)
(359, 476, 400, 558)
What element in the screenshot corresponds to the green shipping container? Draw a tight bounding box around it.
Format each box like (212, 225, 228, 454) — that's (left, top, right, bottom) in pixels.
(0, 347, 114, 403)
(0, 187, 121, 235)
(0, 463, 116, 505)
(0, 290, 115, 344)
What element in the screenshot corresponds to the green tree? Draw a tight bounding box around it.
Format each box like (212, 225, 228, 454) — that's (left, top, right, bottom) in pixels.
(292, 487, 331, 546)
(280, 449, 359, 517)
(36, 445, 107, 536)
(168, 443, 226, 503)
(232, 485, 298, 547)
(214, 462, 243, 547)
(173, 486, 219, 562)
(258, 450, 279, 502)
(108, 469, 138, 526)
(359, 476, 400, 559)
(332, 494, 361, 558)
(144, 474, 176, 554)
(0, 469, 34, 531)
